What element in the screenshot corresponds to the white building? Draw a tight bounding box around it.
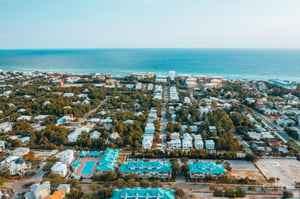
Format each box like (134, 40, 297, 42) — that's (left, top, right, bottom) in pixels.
(247, 132, 261, 140)
(68, 127, 91, 143)
(0, 140, 5, 152)
(142, 135, 154, 149)
(145, 123, 155, 134)
(182, 133, 193, 150)
(8, 158, 30, 175)
(136, 83, 143, 90)
(167, 139, 181, 150)
(11, 147, 30, 157)
(67, 131, 81, 143)
(169, 71, 176, 81)
(17, 115, 32, 121)
(0, 155, 19, 169)
(90, 131, 101, 139)
(194, 135, 204, 149)
(25, 181, 51, 199)
(184, 97, 191, 104)
(147, 83, 154, 91)
(0, 122, 13, 133)
(56, 150, 74, 165)
(51, 162, 67, 177)
(170, 132, 180, 140)
(205, 140, 215, 150)
(63, 93, 74, 97)
(156, 75, 168, 83)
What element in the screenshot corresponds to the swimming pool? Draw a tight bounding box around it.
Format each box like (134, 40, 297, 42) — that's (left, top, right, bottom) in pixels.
(81, 161, 96, 175)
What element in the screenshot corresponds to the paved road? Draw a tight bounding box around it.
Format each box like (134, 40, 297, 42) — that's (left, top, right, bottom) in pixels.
(253, 111, 292, 143)
(74, 96, 109, 127)
(160, 86, 169, 150)
(235, 133, 253, 153)
(4, 178, 42, 194)
(32, 167, 46, 179)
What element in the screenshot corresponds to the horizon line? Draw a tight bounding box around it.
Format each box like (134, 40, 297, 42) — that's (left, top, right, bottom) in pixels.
(1, 47, 300, 50)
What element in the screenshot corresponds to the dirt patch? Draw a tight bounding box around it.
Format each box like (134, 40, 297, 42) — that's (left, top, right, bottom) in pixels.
(256, 159, 300, 188)
(230, 170, 266, 184)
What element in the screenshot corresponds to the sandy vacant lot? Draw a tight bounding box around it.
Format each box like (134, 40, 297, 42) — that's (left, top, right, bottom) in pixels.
(256, 159, 300, 188)
(226, 160, 266, 183)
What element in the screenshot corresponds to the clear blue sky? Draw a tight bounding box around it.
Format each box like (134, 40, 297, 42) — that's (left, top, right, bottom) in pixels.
(0, 0, 300, 49)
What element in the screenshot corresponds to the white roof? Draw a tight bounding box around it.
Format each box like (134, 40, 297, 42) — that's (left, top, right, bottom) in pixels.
(51, 162, 67, 171)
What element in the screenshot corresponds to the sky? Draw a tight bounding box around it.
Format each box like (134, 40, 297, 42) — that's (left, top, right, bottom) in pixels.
(0, 0, 300, 49)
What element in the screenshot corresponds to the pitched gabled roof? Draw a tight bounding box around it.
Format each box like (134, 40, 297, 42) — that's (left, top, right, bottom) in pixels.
(111, 188, 175, 199)
(188, 161, 226, 174)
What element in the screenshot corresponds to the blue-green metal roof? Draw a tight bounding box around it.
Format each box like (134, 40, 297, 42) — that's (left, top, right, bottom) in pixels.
(119, 161, 172, 174)
(78, 151, 88, 157)
(269, 79, 296, 87)
(188, 161, 226, 174)
(95, 148, 120, 172)
(89, 151, 100, 157)
(71, 161, 80, 168)
(110, 188, 175, 199)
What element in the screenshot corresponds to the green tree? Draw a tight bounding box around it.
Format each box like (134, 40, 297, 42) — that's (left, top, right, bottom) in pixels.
(114, 178, 127, 189)
(151, 180, 162, 187)
(140, 179, 150, 188)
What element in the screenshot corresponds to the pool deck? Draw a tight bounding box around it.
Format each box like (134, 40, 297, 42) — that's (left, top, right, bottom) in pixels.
(72, 156, 102, 178)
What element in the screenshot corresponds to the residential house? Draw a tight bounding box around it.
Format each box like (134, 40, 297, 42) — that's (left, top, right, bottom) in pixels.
(57, 184, 71, 194)
(194, 135, 203, 149)
(189, 161, 226, 179)
(0, 122, 13, 133)
(167, 139, 181, 150)
(0, 140, 5, 152)
(56, 114, 73, 125)
(68, 127, 91, 143)
(33, 115, 50, 124)
(44, 191, 65, 199)
(119, 161, 172, 179)
(63, 93, 74, 97)
(110, 188, 175, 199)
(90, 131, 101, 139)
(51, 162, 67, 177)
(11, 147, 30, 157)
(142, 135, 153, 149)
(24, 181, 51, 199)
(247, 132, 261, 140)
(205, 140, 215, 150)
(17, 115, 32, 121)
(8, 158, 30, 175)
(145, 123, 155, 134)
(170, 132, 180, 140)
(56, 150, 74, 165)
(95, 149, 120, 173)
(0, 155, 19, 169)
(276, 117, 295, 127)
(182, 133, 193, 150)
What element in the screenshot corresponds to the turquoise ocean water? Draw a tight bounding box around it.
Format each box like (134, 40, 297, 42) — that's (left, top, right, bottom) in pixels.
(0, 49, 299, 80)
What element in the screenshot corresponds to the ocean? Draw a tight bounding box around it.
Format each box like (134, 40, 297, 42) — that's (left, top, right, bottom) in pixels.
(0, 48, 300, 81)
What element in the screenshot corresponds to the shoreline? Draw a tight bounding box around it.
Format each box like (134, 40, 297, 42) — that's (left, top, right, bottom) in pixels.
(1, 69, 300, 83)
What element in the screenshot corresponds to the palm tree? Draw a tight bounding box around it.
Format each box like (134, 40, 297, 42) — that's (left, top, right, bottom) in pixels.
(276, 177, 280, 188)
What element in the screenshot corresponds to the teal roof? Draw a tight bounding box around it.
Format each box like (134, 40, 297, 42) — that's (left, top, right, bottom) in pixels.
(95, 148, 120, 172)
(71, 161, 80, 168)
(110, 188, 175, 199)
(269, 79, 296, 87)
(188, 161, 226, 174)
(119, 161, 172, 174)
(89, 151, 100, 157)
(78, 151, 88, 157)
